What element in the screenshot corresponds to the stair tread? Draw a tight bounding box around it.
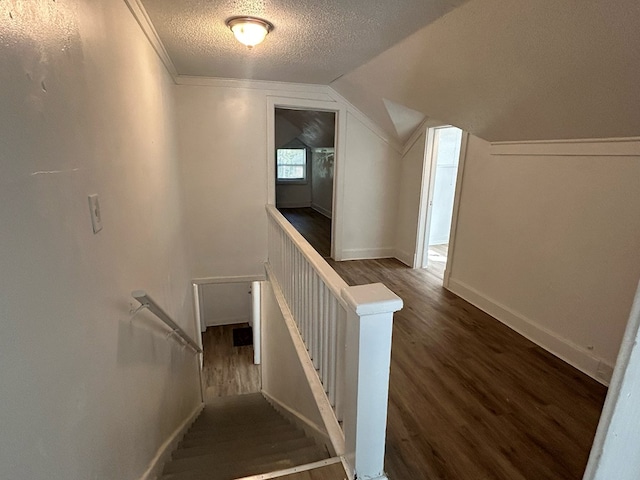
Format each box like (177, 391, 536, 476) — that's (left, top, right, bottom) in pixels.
(173, 428, 308, 459)
(164, 436, 317, 473)
(184, 417, 291, 439)
(162, 393, 329, 480)
(162, 444, 329, 480)
(179, 423, 299, 448)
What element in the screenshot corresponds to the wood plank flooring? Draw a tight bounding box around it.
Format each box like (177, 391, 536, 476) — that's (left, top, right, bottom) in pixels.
(327, 258, 608, 480)
(278, 208, 332, 258)
(201, 323, 261, 401)
(426, 243, 449, 279)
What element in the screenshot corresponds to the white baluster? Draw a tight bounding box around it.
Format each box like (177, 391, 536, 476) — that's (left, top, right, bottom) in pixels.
(328, 297, 338, 405)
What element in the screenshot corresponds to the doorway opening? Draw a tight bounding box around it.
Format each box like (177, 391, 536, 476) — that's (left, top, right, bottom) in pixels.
(274, 107, 336, 259)
(418, 126, 463, 280)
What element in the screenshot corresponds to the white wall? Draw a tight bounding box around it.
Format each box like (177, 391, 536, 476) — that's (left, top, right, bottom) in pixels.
(341, 112, 402, 260)
(311, 149, 334, 218)
(0, 1, 200, 479)
(175, 82, 401, 272)
(200, 282, 252, 328)
(394, 130, 428, 266)
(448, 135, 640, 383)
(261, 282, 328, 435)
(175, 84, 274, 278)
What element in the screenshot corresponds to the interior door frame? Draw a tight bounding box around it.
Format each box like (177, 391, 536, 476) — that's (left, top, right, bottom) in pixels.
(266, 96, 347, 260)
(414, 126, 468, 288)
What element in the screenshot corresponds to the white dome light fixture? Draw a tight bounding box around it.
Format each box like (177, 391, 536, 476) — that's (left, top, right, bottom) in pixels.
(226, 16, 274, 48)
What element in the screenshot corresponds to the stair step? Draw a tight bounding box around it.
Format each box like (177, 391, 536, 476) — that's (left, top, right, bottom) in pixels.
(186, 411, 288, 432)
(173, 428, 307, 460)
(164, 436, 317, 474)
(162, 393, 330, 480)
(187, 410, 283, 431)
(162, 444, 329, 480)
(179, 423, 298, 448)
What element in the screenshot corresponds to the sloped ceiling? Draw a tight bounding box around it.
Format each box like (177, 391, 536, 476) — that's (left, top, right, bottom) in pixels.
(139, 0, 469, 84)
(332, 0, 640, 142)
(134, 0, 640, 142)
(275, 109, 335, 148)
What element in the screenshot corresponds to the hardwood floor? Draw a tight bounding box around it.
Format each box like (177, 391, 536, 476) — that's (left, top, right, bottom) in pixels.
(201, 323, 261, 401)
(279, 208, 332, 258)
(426, 243, 449, 279)
(327, 258, 607, 480)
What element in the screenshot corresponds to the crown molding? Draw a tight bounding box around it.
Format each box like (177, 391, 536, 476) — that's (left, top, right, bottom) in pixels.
(124, 0, 178, 80)
(491, 136, 640, 157)
(174, 75, 330, 95)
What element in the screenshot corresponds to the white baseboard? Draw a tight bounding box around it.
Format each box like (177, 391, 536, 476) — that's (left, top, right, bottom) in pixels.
(310, 203, 332, 219)
(341, 247, 396, 261)
(447, 278, 614, 385)
(394, 249, 414, 267)
(262, 391, 335, 456)
(139, 402, 204, 480)
(276, 201, 312, 209)
(204, 315, 250, 327)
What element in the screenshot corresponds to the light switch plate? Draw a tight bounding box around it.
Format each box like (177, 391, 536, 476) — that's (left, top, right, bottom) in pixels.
(88, 194, 103, 233)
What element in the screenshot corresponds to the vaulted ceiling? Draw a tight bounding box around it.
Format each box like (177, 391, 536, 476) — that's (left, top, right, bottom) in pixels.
(137, 0, 640, 143)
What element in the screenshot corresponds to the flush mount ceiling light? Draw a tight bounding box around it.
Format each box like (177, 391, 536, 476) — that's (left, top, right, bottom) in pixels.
(226, 16, 274, 48)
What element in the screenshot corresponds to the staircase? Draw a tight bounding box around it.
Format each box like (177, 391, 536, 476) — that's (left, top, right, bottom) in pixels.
(160, 393, 333, 480)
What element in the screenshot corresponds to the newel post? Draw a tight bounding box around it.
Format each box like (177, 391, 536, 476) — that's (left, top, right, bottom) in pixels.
(341, 283, 403, 480)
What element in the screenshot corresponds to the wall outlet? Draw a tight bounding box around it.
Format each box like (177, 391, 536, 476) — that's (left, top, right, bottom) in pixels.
(88, 194, 103, 233)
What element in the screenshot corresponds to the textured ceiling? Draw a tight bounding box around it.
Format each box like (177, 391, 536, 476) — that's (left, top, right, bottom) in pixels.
(138, 0, 469, 84)
(332, 0, 640, 142)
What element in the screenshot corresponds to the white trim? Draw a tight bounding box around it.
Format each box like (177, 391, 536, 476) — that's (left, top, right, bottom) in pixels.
(310, 203, 332, 219)
(175, 75, 330, 95)
(123, 0, 178, 80)
(233, 457, 343, 480)
(402, 119, 429, 157)
(394, 249, 414, 267)
(447, 278, 614, 385)
(192, 274, 265, 285)
(414, 127, 438, 269)
(584, 281, 640, 480)
(327, 88, 403, 154)
(204, 315, 250, 327)
(265, 264, 346, 455)
(341, 248, 396, 261)
(138, 402, 204, 480)
(262, 391, 334, 456)
(252, 281, 262, 364)
(276, 201, 312, 209)
(266, 96, 346, 261)
(491, 136, 640, 156)
(443, 131, 469, 289)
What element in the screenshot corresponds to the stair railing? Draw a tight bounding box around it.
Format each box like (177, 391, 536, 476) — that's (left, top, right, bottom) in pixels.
(266, 205, 402, 480)
(131, 290, 202, 354)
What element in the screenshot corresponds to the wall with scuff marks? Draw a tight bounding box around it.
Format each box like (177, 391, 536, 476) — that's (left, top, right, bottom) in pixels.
(0, 1, 200, 479)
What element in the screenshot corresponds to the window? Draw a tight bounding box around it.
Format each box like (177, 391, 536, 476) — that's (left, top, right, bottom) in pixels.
(277, 148, 307, 182)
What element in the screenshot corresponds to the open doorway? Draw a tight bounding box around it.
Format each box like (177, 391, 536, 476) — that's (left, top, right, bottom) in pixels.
(418, 126, 463, 280)
(274, 108, 336, 259)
